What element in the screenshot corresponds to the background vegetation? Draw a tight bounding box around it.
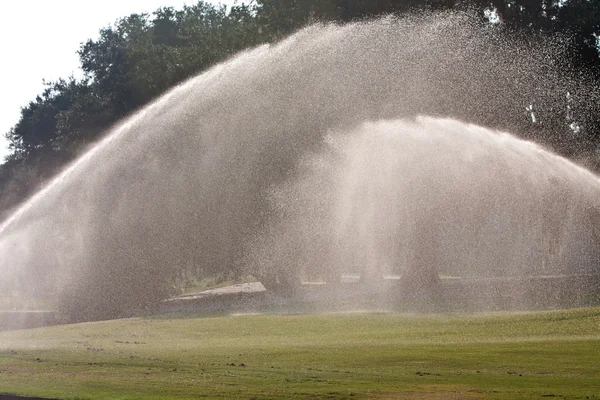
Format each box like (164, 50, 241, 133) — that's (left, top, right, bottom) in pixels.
(1, 0, 599, 222)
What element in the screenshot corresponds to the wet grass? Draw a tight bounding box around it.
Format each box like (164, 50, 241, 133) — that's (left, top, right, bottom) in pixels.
(1, 308, 599, 399)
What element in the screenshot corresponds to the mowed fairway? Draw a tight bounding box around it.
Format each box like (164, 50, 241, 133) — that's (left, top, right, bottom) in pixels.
(1, 308, 599, 399)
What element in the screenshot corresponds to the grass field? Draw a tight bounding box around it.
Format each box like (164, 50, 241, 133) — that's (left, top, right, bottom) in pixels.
(1, 308, 599, 399)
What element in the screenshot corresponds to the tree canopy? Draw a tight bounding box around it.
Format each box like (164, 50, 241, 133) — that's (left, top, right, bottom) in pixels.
(2, 0, 599, 219)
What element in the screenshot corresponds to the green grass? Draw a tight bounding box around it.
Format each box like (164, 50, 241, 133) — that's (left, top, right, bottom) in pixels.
(1, 308, 600, 399)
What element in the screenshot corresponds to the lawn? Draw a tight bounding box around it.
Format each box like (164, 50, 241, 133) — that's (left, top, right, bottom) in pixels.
(1, 308, 599, 399)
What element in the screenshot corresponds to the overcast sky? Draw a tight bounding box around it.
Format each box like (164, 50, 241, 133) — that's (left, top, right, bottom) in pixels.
(0, 0, 237, 161)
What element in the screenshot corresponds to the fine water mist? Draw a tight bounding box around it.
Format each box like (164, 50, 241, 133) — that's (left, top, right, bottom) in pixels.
(253, 118, 600, 283)
(1, 12, 599, 320)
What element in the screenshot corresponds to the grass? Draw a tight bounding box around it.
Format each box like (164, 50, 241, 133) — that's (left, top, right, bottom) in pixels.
(0, 308, 599, 399)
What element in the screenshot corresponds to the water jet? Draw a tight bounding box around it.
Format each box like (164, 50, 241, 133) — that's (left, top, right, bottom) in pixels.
(0, 12, 599, 321)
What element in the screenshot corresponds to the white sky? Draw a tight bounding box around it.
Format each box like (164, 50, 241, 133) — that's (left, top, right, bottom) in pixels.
(0, 0, 237, 161)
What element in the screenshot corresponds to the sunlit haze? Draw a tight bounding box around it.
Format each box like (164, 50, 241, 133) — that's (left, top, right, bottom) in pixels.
(0, 0, 237, 161)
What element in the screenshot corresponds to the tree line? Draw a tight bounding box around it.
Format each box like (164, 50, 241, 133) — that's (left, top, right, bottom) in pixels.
(1, 0, 599, 221)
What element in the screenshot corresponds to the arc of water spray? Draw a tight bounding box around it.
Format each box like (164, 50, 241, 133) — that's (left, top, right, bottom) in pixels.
(0, 79, 197, 237)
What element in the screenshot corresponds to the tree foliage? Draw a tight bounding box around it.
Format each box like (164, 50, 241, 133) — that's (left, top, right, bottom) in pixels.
(3, 0, 599, 217)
